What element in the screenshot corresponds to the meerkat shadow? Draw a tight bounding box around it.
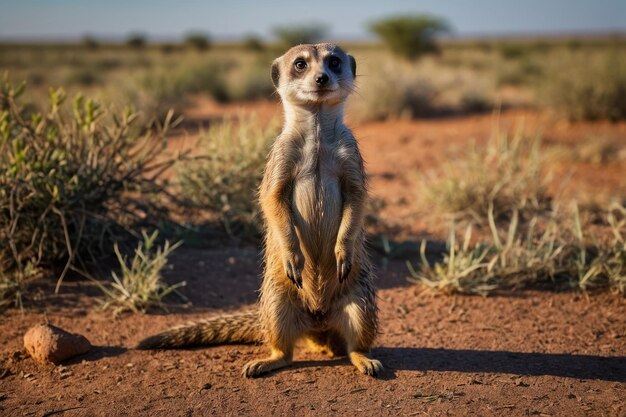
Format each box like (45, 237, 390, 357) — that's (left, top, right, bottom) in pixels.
(372, 347, 626, 382)
(255, 357, 397, 380)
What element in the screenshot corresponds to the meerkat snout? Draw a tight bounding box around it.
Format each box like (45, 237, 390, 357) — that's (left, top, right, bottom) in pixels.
(315, 73, 329, 85)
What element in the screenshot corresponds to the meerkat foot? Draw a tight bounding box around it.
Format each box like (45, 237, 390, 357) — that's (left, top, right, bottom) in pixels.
(242, 355, 292, 378)
(349, 351, 383, 377)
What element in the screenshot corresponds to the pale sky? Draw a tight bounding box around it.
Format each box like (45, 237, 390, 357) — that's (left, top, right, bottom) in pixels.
(0, 0, 624, 41)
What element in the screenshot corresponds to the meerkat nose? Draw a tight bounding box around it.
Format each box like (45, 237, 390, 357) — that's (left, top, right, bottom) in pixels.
(315, 73, 329, 85)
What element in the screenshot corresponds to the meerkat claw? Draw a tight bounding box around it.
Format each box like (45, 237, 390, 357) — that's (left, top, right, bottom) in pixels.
(295, 269, 303, 288)
(287, 267, 302, 288)
(337, 258, 351, 282)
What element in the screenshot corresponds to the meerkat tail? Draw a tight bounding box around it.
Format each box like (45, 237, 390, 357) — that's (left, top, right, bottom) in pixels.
(136, 310, 262, 349)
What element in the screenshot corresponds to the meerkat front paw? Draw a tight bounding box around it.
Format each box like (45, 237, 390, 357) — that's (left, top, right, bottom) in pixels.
(335, 246, 353, 282)
(283, 249, 304, 288)
(359, 358, 383, 377)
(349, 352, 383, 377)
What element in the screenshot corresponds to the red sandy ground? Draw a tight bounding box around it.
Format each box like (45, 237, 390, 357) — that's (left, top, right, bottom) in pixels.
(1, 100, 625, 416)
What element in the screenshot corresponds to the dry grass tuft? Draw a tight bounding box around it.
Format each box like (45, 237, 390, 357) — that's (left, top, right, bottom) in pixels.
(547, 136, 626, 166)
(177, 114, 279, 237)
(410, 203, 626, 295)
(415, 123, 625, 296)
(95, 231, 184, 314)
(540, 51, 626, 121)
(424, 127, 551, 224)
(0, 268, 33, 311)
(349, 62, 436, 122)
(129, 61, 230, 119)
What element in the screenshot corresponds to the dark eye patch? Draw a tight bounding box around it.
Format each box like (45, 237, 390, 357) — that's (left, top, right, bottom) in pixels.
(328, 56, 342, 73)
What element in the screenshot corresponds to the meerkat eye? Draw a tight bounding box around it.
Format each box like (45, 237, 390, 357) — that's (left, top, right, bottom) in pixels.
(294, 59, 307, 72)
(328, 57, 341, 72)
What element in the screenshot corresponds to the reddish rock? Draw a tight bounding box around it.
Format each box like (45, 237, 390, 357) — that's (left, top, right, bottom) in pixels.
(23, 324, 91, 365)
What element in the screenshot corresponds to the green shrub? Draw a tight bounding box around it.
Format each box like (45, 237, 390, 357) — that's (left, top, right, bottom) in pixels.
(167, 61, 230, 102)
(0, 78, 175, 296)
(497, 43, 528, 60)
(95, 231, 184, 314)
(242, 35, 265, 51)
(93, 58, 122, 72)
(127, 33, 147, 49)
(460, 89, 492, 113)
(496, 58, 543, 87)
(81, 36, 99, 50)
(230, 60, 276, 101)
(159, 43, 179, 54)
(177, 115, 279, 237)
(184, 32, 211, 51)
(370, 15, 449, 60)
(64, 68, 101, 86)
(541, 52, 626, 121)
(132, 61, 230, 118)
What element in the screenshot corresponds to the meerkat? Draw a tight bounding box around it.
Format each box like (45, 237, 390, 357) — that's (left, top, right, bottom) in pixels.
(138, 43, 382, 378)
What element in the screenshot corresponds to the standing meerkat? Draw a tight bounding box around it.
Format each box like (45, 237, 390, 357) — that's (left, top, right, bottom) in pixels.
(138, 43, 382, 378)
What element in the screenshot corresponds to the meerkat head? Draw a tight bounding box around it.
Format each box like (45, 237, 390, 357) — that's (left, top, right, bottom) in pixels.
(271, 43, 356, 106)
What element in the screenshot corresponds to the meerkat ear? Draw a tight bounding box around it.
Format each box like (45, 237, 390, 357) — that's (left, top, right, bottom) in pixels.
(271, 60, 280, 88)
(348, 54, 356, 78)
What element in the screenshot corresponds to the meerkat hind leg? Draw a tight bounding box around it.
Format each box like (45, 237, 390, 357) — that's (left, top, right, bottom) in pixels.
(337, 301, 383, 377)
(243, 288, 300, 378)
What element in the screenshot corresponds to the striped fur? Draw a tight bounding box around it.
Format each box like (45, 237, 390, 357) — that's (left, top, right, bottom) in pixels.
(137, 311, 260, 349)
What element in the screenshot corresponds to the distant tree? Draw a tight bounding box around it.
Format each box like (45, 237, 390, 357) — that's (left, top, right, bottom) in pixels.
(184, 31, 211, 51)
(370, 15, 449, 60)
(242, 34, 265, 51)
(127, 33, 147, 49)
(81, 35, 99, 50)
(272, 24, 328, 47)
(159, 43, 178, 54)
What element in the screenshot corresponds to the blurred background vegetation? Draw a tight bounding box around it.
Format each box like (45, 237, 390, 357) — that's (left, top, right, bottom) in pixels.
(1, 8, 625, 310)
(2, 20, 624, 123)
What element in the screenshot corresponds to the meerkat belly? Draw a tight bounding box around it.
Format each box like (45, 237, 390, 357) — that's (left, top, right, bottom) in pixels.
(292, 170, 342, 263)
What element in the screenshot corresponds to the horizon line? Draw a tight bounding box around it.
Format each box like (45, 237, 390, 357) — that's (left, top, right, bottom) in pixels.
(0, 28, 624, 44)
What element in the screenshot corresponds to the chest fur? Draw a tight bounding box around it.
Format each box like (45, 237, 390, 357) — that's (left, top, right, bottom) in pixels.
(291, 137, 343, 255)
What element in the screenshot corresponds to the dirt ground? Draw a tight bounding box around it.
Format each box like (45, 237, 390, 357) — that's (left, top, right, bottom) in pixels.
(1, 101, 625, 416)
